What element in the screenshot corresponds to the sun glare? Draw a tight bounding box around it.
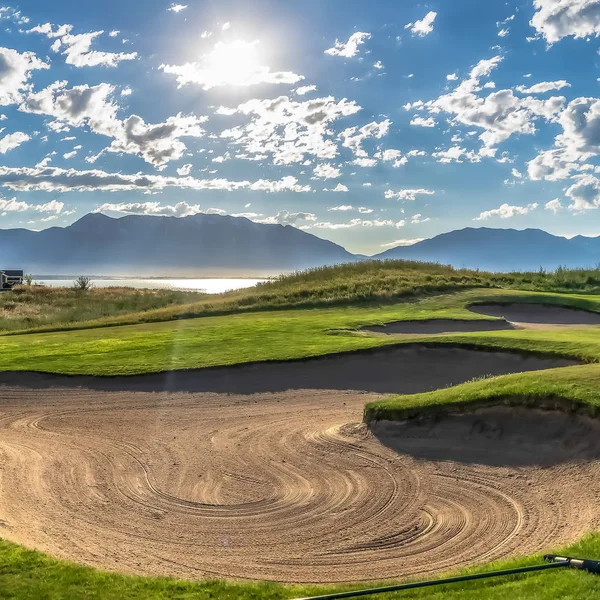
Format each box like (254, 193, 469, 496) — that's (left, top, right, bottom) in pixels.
(206, 40, 262, 86)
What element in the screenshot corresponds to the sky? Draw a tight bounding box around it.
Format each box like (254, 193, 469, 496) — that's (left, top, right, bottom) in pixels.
(3, 1, 600, 254)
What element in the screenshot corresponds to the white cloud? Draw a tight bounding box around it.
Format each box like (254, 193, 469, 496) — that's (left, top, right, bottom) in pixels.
(545, 198, 563, 213)
(498, 28, 509, 37)
(28, 23, 138, 67)
(0, 196, 63, 213)
(306, 218, 405, 230)
(120, 86, 133, 96)
(219, 95, 361, 165)
(408, 55, 566, 148)
(0, 131, 29, 153)
(373, 60, 384, 70)
(405, 11, 437, 37)
(0, 47, 49, 106)
(160, 40, 303, 90)
(474, 202, 538, 220)
(257, 210, 317, 225)
(381, 237, 425, 248)
(109, 30, 119, 37)
(0, 165, 311, 193)
(410, 213, 430, 224)
(328, 204, 354, 211)
(363, 182, 372, 187)
(98, 201, 206, 217)
(565, 174, 600, 210)
(176, 163, 192, 176)
(295, 85, 317, 95)
(168, 3, 187, 12)
(340, 119, 390, 158)
(384, 188, 435, 200)
(313, 162, 341, 179)
(446, 73, 458, 81)
(516, 80, 571, 94)
(410, 115, 436, 127)
(63, 149, 77, 159)
(530, 0, 600, 43)
(350, 157, 378, 167)
(324, 32, 371, 58)
(328, 182, 349, 192)
(222, 22, 231, 30)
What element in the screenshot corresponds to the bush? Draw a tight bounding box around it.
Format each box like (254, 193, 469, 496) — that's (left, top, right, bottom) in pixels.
(73, 276, 93, 291)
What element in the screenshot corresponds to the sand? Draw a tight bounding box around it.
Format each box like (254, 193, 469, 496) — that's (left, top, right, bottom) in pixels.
(470, 303, 600, 326)
(0, 347, 595, 584)
(363, 319, 514, 335)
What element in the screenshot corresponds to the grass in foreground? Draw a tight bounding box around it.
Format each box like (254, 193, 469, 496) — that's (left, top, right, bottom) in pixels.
(1, 288, 600, 375)
(10, 260, 600, 334)
(1, 532, 600, 599)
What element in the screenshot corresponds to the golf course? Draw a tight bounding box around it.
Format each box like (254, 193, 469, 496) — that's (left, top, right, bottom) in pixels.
(2, 261, 600, 599)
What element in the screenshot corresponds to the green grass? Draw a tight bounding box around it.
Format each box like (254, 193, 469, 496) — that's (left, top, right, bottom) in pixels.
(11, 260, 600, 335)
(1, 288, 600, 375)
(1, 533, 600, 599)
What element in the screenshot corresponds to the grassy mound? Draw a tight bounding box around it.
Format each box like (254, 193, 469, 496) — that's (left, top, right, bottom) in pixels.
(8, 260, 600, 334)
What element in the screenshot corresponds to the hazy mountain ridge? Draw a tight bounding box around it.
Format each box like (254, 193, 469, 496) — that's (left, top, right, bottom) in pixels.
(0, 213, 356, 276)
(375, 227, 600, 271)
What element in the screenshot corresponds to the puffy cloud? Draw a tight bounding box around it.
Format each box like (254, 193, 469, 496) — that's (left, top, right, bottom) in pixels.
(0, 47, 49, 106)
(432, 145, 496, 163)
(176, 163, 192, 176)
(410, 213, 430, 224)
(0, 165, 311, 193)
(257, 210, 317, 225)
(340, 119, 390, 157)
(446, 73, 458, 81)
(474, 202, 538, 220)
(295, 85, 317, 95)
(219, 95, 361, 164)
(527, 148, 578, 180)
(167, 3, 187, 12)
(28, 23, 137, 67)
(0, 197, 63, 213)
(20, 81, 207, 166)
(328, 205, 354, 211)
(313, 162, 341, 179)
(410, 115, 436, 127)
(405, 11, 437, 37)
(350, 157, 378, 167)
(545, 198, 563, 213)
(160, 40, 303, 90)
(0, 131, 29, 153)
(326, 183, 349, 192)
(516, 80, 571, 94)
(530, 0, 600, 43)
(97, 201, 204, 217)
(565, 174, 600, 210)
(498, 28, 509, 37)
(373, 60, 384, 70)
(306, 218, 405, 229)
(324, 32, 371, 58)
(409, 55, 566, 148)
(380, 238, 425, 247)
(384, 188, 435, 200)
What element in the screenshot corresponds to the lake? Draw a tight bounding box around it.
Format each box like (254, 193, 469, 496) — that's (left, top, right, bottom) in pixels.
(34, 278, 268, 293)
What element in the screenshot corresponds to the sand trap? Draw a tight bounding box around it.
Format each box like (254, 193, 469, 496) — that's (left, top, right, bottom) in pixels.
(0, 389, 598, 584)
(0, 345, 578, 395)
(470, 303, 600, 325)
(363, 319, 514, 335)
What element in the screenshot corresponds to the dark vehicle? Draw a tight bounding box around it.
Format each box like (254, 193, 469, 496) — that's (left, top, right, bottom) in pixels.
(0, 269, 24, 290)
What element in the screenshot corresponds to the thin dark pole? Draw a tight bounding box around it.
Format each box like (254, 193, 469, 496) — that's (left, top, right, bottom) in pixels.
(295, 560, 570, 600)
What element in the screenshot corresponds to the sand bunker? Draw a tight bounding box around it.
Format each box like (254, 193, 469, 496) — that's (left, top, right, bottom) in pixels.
(0, 389, 598, 583)
(470, 303, 600, 325)
(363, 319, 514, 335)
(0, 346, 592, 584)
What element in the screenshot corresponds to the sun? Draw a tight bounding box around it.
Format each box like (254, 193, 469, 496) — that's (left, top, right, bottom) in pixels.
(206, 40, 263, 86)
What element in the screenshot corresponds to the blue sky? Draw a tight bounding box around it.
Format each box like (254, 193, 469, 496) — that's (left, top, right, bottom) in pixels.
(2, 0, 600, 254)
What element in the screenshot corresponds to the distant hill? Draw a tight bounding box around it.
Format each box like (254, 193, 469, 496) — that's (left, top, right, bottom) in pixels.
(0, 213, 356, 276)
(374, 227, 600, 272)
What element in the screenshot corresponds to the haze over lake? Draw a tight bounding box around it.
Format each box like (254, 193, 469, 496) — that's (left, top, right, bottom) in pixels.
(35, 278, 267, 293)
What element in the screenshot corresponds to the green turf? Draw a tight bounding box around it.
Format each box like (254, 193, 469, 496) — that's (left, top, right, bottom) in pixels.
(2, 288, 600, 375)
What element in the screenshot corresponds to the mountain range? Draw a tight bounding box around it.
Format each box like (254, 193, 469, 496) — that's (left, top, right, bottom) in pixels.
(1, 214, 599, 275)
